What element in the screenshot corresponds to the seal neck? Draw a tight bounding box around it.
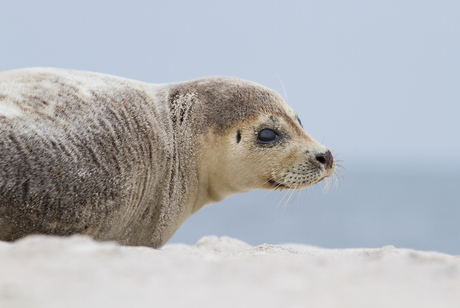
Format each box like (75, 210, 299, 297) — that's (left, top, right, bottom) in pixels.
(191, 136, 244, 214)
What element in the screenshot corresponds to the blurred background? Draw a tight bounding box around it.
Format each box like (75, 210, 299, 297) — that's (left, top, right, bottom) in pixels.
(1, 1, 459, 254)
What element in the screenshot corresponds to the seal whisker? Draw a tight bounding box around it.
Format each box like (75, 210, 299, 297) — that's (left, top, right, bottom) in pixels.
(276, 75, 289, 105)
(256, 179, 279, 200)
(323, 177, 332, 193)
(274, 190, 289, 222)
(275, 191, 287, 210)
(332, 162, 345, 188)
(296, 189, 303, 208)
(275, 183, 299, 223)
(284, 184, 299, 209)
(256, 178, 286, 205)
(258, 190, 276, 200)
(258, 178, 276, 190)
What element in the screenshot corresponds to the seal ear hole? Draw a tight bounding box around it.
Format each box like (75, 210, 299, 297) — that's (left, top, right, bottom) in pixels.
(236, 131, 241, 143)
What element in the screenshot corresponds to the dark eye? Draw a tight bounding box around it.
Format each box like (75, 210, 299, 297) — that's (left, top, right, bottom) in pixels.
(258, 129, 279, 143)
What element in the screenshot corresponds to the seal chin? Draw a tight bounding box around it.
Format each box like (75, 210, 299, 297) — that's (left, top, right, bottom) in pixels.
(268, 173, 328, 190)
(314, 176, 326, 185)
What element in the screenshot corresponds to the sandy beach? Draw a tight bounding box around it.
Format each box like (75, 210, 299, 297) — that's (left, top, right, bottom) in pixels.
(1, 235, 459, 308)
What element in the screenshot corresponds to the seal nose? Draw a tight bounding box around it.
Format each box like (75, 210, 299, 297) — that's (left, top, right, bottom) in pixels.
(315, 150, 334, 169)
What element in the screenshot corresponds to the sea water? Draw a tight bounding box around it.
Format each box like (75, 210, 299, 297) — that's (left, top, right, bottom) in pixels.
(171, 164, 460, 255)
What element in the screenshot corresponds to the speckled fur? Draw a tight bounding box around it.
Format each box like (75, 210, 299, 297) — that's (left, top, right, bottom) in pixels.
(0, 68, 334, 248)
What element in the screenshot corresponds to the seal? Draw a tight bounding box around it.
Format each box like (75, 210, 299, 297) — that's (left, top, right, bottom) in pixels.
(0, 68, 336, 248)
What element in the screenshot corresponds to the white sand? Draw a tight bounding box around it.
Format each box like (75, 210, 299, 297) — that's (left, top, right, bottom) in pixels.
(1, 235, 459, 308)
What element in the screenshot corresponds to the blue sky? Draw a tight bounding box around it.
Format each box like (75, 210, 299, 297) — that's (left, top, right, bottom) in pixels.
(2, 0, 459, 170)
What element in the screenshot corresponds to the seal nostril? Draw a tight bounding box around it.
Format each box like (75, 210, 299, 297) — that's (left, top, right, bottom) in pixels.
(315, 150, 334, 168)
(316, 154, 327, 165)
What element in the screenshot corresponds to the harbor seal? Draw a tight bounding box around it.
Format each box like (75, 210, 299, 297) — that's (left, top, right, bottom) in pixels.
(0, 68, 336, 248)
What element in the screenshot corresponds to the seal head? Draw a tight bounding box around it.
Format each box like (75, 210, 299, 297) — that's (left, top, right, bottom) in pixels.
(169, 77, 336, 210)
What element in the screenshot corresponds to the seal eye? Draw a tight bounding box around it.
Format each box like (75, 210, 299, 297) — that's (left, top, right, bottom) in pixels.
(258, 129, 279, 144)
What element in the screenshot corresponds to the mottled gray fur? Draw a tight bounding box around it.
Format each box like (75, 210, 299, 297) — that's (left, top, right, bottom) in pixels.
(0, 68, 285, 247)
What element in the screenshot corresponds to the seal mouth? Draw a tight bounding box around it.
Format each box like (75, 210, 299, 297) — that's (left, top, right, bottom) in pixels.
(268, 175, 327, 190)
(268, 179, 287, 189)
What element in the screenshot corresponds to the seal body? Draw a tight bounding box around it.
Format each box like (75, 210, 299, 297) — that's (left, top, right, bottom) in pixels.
(0, 68, 335, 247)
